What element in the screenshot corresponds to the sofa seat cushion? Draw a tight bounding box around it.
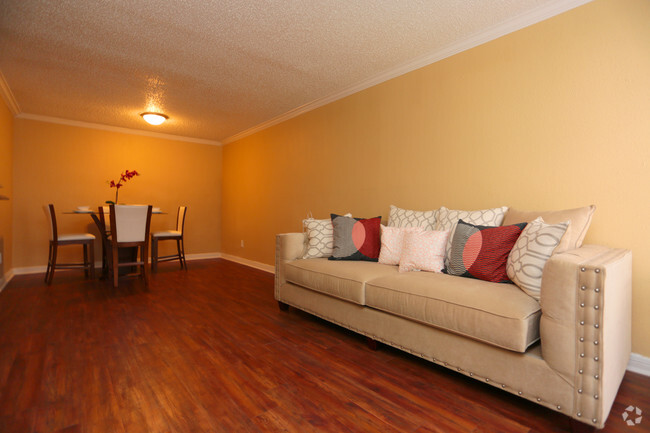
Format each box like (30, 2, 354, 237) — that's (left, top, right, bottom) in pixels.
(285, 259, 398, 305)
(365, 272, 541, 352)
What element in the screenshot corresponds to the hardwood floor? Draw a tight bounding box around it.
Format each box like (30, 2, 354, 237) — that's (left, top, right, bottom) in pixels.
(0, 259, 648, 433)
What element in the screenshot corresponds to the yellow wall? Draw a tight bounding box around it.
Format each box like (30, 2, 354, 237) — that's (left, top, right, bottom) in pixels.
(0, 98, 13, 278)
(12, 119, 222, 268)
(222, 0, 650, 356)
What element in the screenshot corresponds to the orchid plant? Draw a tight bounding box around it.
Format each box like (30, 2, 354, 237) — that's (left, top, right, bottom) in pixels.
(106, 169, 140, 204)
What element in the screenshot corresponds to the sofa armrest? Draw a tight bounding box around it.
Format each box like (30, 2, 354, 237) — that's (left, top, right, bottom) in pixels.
(274, 233, 306, 299)
(540, 244, 632, 427)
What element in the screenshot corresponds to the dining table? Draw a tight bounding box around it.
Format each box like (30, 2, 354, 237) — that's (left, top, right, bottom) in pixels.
(65, 206, 165, 279)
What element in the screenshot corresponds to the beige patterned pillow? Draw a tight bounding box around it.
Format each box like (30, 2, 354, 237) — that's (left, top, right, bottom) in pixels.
(507, 217, 570, 301)
(435, 206, 509, 265)
(302, 214, 351, 258)
(388, 205, 438, 230)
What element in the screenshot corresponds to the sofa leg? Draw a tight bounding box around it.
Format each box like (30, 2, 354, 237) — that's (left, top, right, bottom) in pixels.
(278, 301, 289, 311)
(570, 419, 596, 433)
(366, 337, 380, 351)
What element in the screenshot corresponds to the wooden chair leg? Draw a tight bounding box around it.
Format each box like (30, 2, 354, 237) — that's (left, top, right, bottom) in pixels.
(101, 238, 109, 279)
(180, 238, 187, 270)
(47, 243, 57, 285)
(112, 246, 119, 288)
(176, 239, 183, 269)
(142, 245, 149, 287)
(83, 244, 89, 278)
(151, 238, 158, 273)
(88, 241, 95, 280)
(45, 243, 52, 283)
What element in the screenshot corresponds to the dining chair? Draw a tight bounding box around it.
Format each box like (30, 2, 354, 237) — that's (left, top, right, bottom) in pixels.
(107, 204, 152, 288)
(44, 204, 95, 285)
(96, 205, 111, 278)
(151, 206, 187, 272)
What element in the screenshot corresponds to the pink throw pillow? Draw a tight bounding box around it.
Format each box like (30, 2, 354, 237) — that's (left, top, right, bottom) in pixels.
(399, 229, 450, 273)
(378, 225, 422, 265)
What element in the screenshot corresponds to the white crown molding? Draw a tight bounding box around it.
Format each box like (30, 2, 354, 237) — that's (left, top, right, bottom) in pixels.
(0, 70, 20, 115)
(15, 113, 222, 146)
(222, 0, 593, 145)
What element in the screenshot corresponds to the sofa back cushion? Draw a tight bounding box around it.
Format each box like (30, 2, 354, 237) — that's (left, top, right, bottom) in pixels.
(501, 205, 595, 253)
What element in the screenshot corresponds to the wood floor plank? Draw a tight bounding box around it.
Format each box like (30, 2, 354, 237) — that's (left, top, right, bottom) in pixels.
(0, 259, 648, 433)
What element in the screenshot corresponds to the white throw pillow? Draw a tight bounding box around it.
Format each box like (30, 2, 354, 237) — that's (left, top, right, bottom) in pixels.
(399, 229, 450, 273)
(302, 214, 351, 259)
(435, 206, 508, 266)
(507, 217, 570, 301)
(378, 225, 422, 265)
(388, 205, 438, 230)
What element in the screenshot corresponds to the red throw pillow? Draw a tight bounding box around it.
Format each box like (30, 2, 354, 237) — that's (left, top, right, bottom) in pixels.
(446, 219, 526, 283)
(329, 214, 382, 261)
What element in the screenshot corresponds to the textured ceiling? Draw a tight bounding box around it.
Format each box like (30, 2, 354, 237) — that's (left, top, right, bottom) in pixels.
(0, 0, 588, 144)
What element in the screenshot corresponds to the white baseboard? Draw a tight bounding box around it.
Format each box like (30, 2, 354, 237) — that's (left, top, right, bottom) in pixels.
(12, 265, 47, 275)
(220, 253, 274, 274)
(185, 252, 222, 261)
(628, 353, 650, 377)
(0, 269, 15, 292)
(11, 252, 223, 277)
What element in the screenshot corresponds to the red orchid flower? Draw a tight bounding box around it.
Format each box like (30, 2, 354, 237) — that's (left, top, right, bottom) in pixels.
(109, 169, 140, 188)
(106, 169, 140, 204)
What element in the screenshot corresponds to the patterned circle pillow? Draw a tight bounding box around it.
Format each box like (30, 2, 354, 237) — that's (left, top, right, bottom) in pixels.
(435, 206, 509, 266)
(447, 219, 526, 283)
(507, 217, 570, 300)
(398, 229, 450, 273)
(329, 214, 382, 261)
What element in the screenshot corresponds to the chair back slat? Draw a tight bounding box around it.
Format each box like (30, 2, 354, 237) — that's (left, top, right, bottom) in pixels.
(176, 206, 187, 233)
(100, 205, 111, 232)
(45, 204, 57, 241)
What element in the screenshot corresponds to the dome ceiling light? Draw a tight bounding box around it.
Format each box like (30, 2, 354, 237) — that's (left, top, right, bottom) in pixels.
(140, 112, 168, 125)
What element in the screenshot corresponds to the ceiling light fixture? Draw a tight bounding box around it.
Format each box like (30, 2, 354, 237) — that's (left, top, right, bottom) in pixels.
(140, 112, 168, 125)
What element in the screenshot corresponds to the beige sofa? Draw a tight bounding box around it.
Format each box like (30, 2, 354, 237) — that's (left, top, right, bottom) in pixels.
(275, 232, 632, 429)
